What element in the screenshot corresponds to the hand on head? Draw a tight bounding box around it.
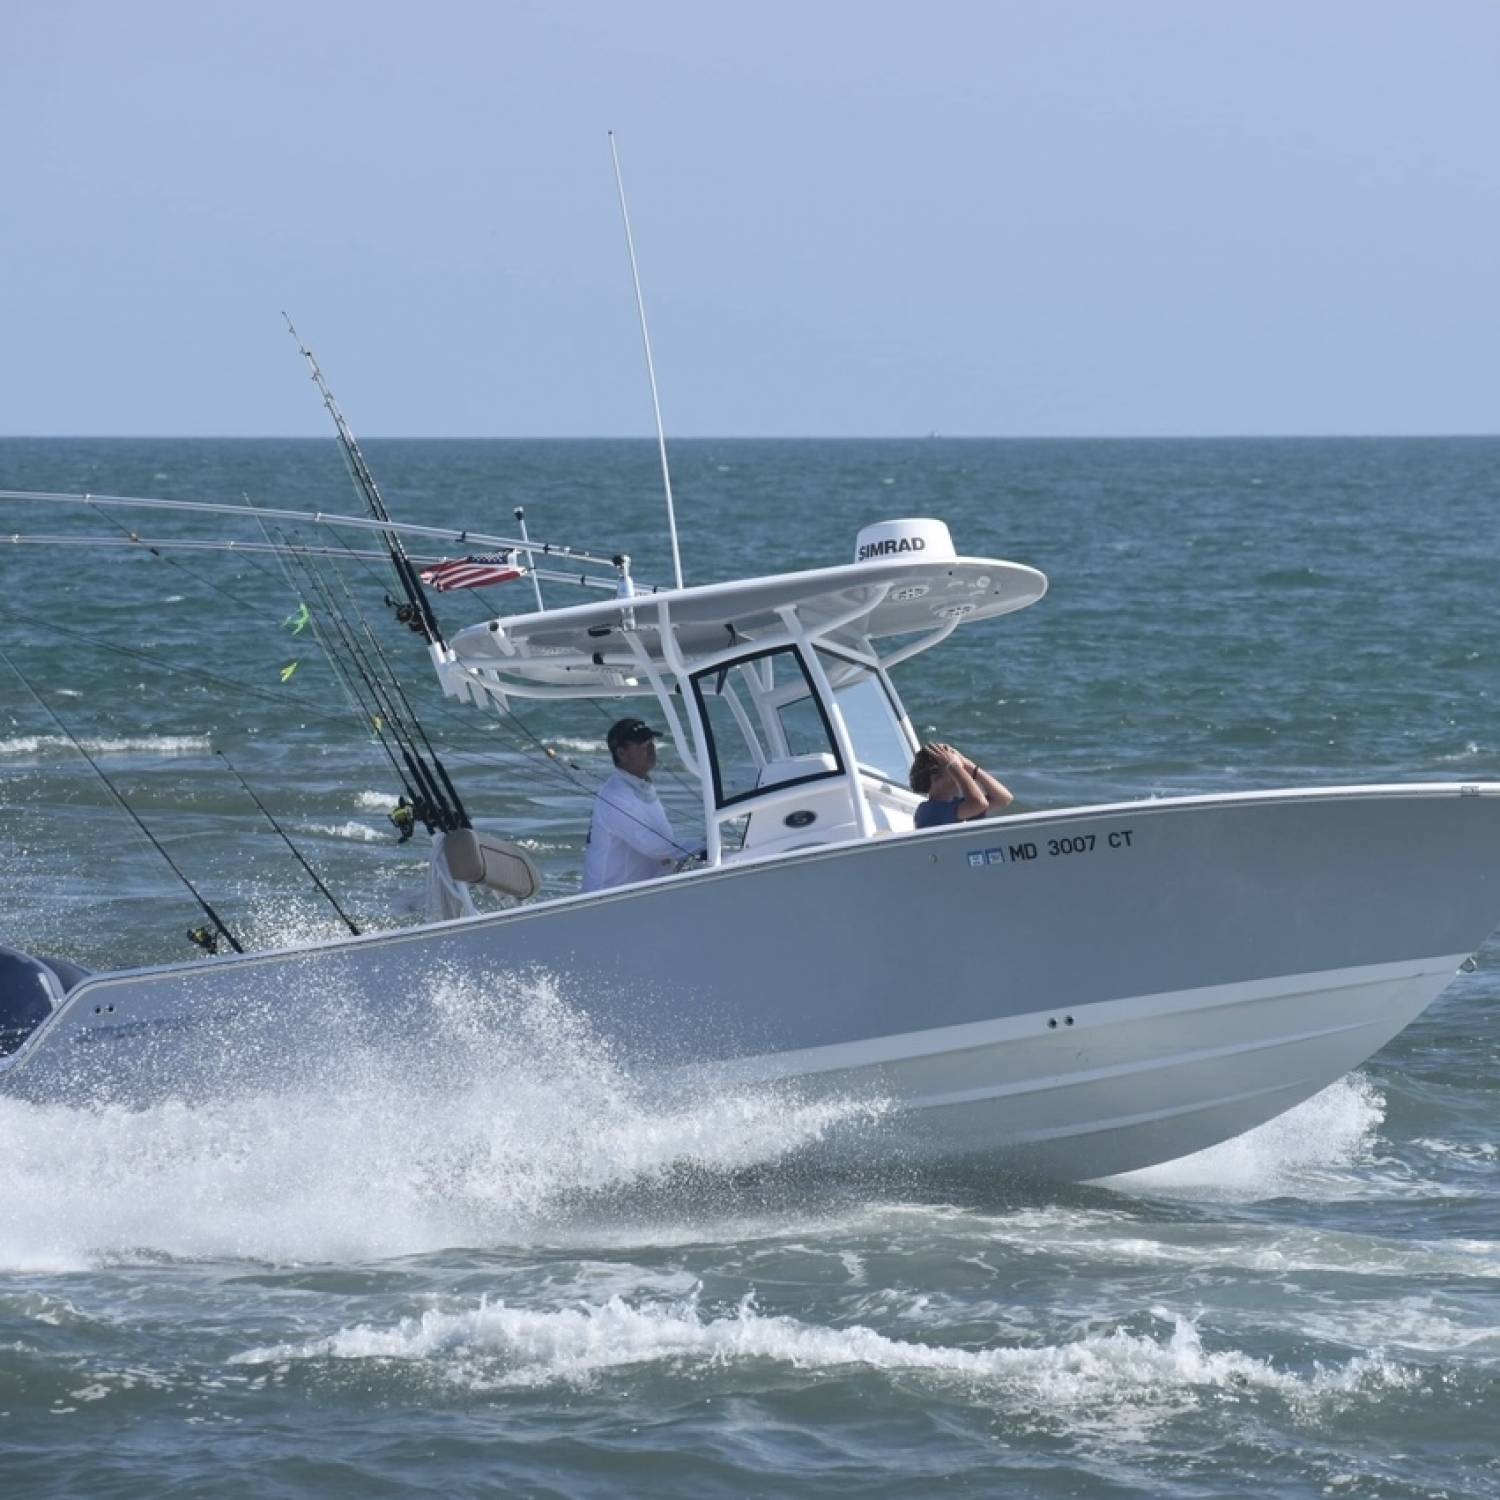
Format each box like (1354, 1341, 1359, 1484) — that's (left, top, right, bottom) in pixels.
(925, 742, 967, 771)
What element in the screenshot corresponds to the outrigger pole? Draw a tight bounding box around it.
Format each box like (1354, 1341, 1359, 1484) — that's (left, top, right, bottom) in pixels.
(0, 495, 625, 577)
(0, 643, 245, 956)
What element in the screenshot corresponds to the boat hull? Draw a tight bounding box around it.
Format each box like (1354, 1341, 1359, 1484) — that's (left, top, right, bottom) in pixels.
(5, 783, 1499, 1180)
(710, 954, 1458, 1178)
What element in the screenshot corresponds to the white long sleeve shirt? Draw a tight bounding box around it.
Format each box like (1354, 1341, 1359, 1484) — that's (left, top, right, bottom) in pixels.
(580, 768, 683, 893)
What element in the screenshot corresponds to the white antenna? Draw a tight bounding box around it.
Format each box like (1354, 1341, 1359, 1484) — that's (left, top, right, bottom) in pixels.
(609, 131, 685, 592)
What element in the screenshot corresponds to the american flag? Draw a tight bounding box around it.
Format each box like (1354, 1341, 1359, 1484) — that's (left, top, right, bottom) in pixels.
(418, 552, 525, 592)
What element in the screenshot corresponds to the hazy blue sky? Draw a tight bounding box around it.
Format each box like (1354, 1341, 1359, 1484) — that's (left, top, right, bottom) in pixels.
(4, 1, 1497, 437)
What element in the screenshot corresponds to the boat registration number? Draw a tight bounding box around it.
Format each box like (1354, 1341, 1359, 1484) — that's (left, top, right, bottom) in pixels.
(966, 828, 1134, 868)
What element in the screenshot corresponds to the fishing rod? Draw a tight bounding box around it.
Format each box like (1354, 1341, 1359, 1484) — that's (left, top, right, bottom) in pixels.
(329, 558, 470, 829)
(286, 313, 686, 833)
(276, 535, 458, 834)
(214, 749, 361, 936)
(305, 561, 460, 834)
(284, 317, 448, 648)
(284, 323, 542, 828)
(0, 643, 245, 956)
(281, 525, 469, 834)
(244, 495, 428, 818)
(276, 318, 486, 831)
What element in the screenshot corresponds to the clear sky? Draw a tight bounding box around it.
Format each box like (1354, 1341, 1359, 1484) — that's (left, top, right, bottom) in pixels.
(3, 1, 1497, 437)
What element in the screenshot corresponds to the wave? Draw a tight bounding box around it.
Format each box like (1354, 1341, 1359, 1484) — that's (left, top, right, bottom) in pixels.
(956, 1203, 1500, 1282)
(297, 820, 384, 843)
(0, 734, 210, 758)
(231, 1293, 1415, 1430)
(1256, 567, 1329, 587)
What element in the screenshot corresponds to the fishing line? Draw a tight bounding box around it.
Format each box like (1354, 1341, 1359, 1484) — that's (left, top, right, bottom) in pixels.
(328, 555, 470, 828)
(243, 501, 395, 754)
(0, 642, 245, 955)
(280, 538, 457, 831)
(271, 530, 417, 768)
(85, 497, 280, 612)
(214, 749, 361, 936)
(13, 610, 567, 791)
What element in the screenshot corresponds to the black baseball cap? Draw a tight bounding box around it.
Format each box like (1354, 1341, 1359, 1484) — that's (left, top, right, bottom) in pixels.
(607, 716, 661, 752)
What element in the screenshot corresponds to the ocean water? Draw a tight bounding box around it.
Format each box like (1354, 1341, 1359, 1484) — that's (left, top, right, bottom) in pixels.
(1, 436, 1498, 1497)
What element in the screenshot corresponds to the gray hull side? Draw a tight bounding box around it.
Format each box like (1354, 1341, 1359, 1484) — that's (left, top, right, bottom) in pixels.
(5, 785, 1500, 1108)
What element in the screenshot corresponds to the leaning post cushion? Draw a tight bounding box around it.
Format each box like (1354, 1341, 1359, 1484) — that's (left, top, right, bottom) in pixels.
(441, 829, 543, 901)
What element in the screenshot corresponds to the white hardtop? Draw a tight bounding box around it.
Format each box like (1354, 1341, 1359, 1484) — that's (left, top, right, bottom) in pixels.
(446, 553, 1048, 695)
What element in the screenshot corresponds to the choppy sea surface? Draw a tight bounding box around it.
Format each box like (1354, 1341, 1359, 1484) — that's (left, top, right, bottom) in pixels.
(1, 436, 1498, 1498)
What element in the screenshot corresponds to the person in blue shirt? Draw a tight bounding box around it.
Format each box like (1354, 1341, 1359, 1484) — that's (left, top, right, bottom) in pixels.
(910, 742, 1013, 829)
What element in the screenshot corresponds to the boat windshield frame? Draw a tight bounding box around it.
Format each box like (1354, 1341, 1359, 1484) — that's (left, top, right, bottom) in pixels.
(661, 603, 921, 859)
(689, 643, 849, 810)
(806, 642, 916, 791)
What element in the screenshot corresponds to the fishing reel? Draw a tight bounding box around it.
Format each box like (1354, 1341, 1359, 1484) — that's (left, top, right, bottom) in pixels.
(186, 926, 220, 956)
(384, 594, 425, 634)
(389, 797, 417, 843)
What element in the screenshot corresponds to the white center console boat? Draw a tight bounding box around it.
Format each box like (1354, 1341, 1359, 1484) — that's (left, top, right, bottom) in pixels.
(4, 508, 1499, 1181)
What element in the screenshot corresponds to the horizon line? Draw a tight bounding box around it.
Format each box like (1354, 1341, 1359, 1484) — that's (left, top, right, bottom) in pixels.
(2, 431, 1499, 443)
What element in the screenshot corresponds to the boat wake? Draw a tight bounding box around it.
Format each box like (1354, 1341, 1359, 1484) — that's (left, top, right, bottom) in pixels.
(229, 1293, 1414, 1435)
(0, 970, 882, 1272)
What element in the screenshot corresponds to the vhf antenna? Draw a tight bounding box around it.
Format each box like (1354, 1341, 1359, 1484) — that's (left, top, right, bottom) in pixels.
(608, 131, 685, 592)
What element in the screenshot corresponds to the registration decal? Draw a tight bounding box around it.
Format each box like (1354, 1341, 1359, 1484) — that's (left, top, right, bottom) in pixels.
(968, 828, 1136, 868)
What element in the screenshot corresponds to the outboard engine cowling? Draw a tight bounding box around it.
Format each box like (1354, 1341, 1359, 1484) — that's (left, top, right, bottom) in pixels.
(0, 945, 86, 1058)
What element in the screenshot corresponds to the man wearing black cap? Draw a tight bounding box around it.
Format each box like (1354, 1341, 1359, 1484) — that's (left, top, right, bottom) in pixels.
(581, 717, 686, 892)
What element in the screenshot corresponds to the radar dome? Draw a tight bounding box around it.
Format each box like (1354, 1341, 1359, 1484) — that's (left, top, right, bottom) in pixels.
(854, 518, 955, 565)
